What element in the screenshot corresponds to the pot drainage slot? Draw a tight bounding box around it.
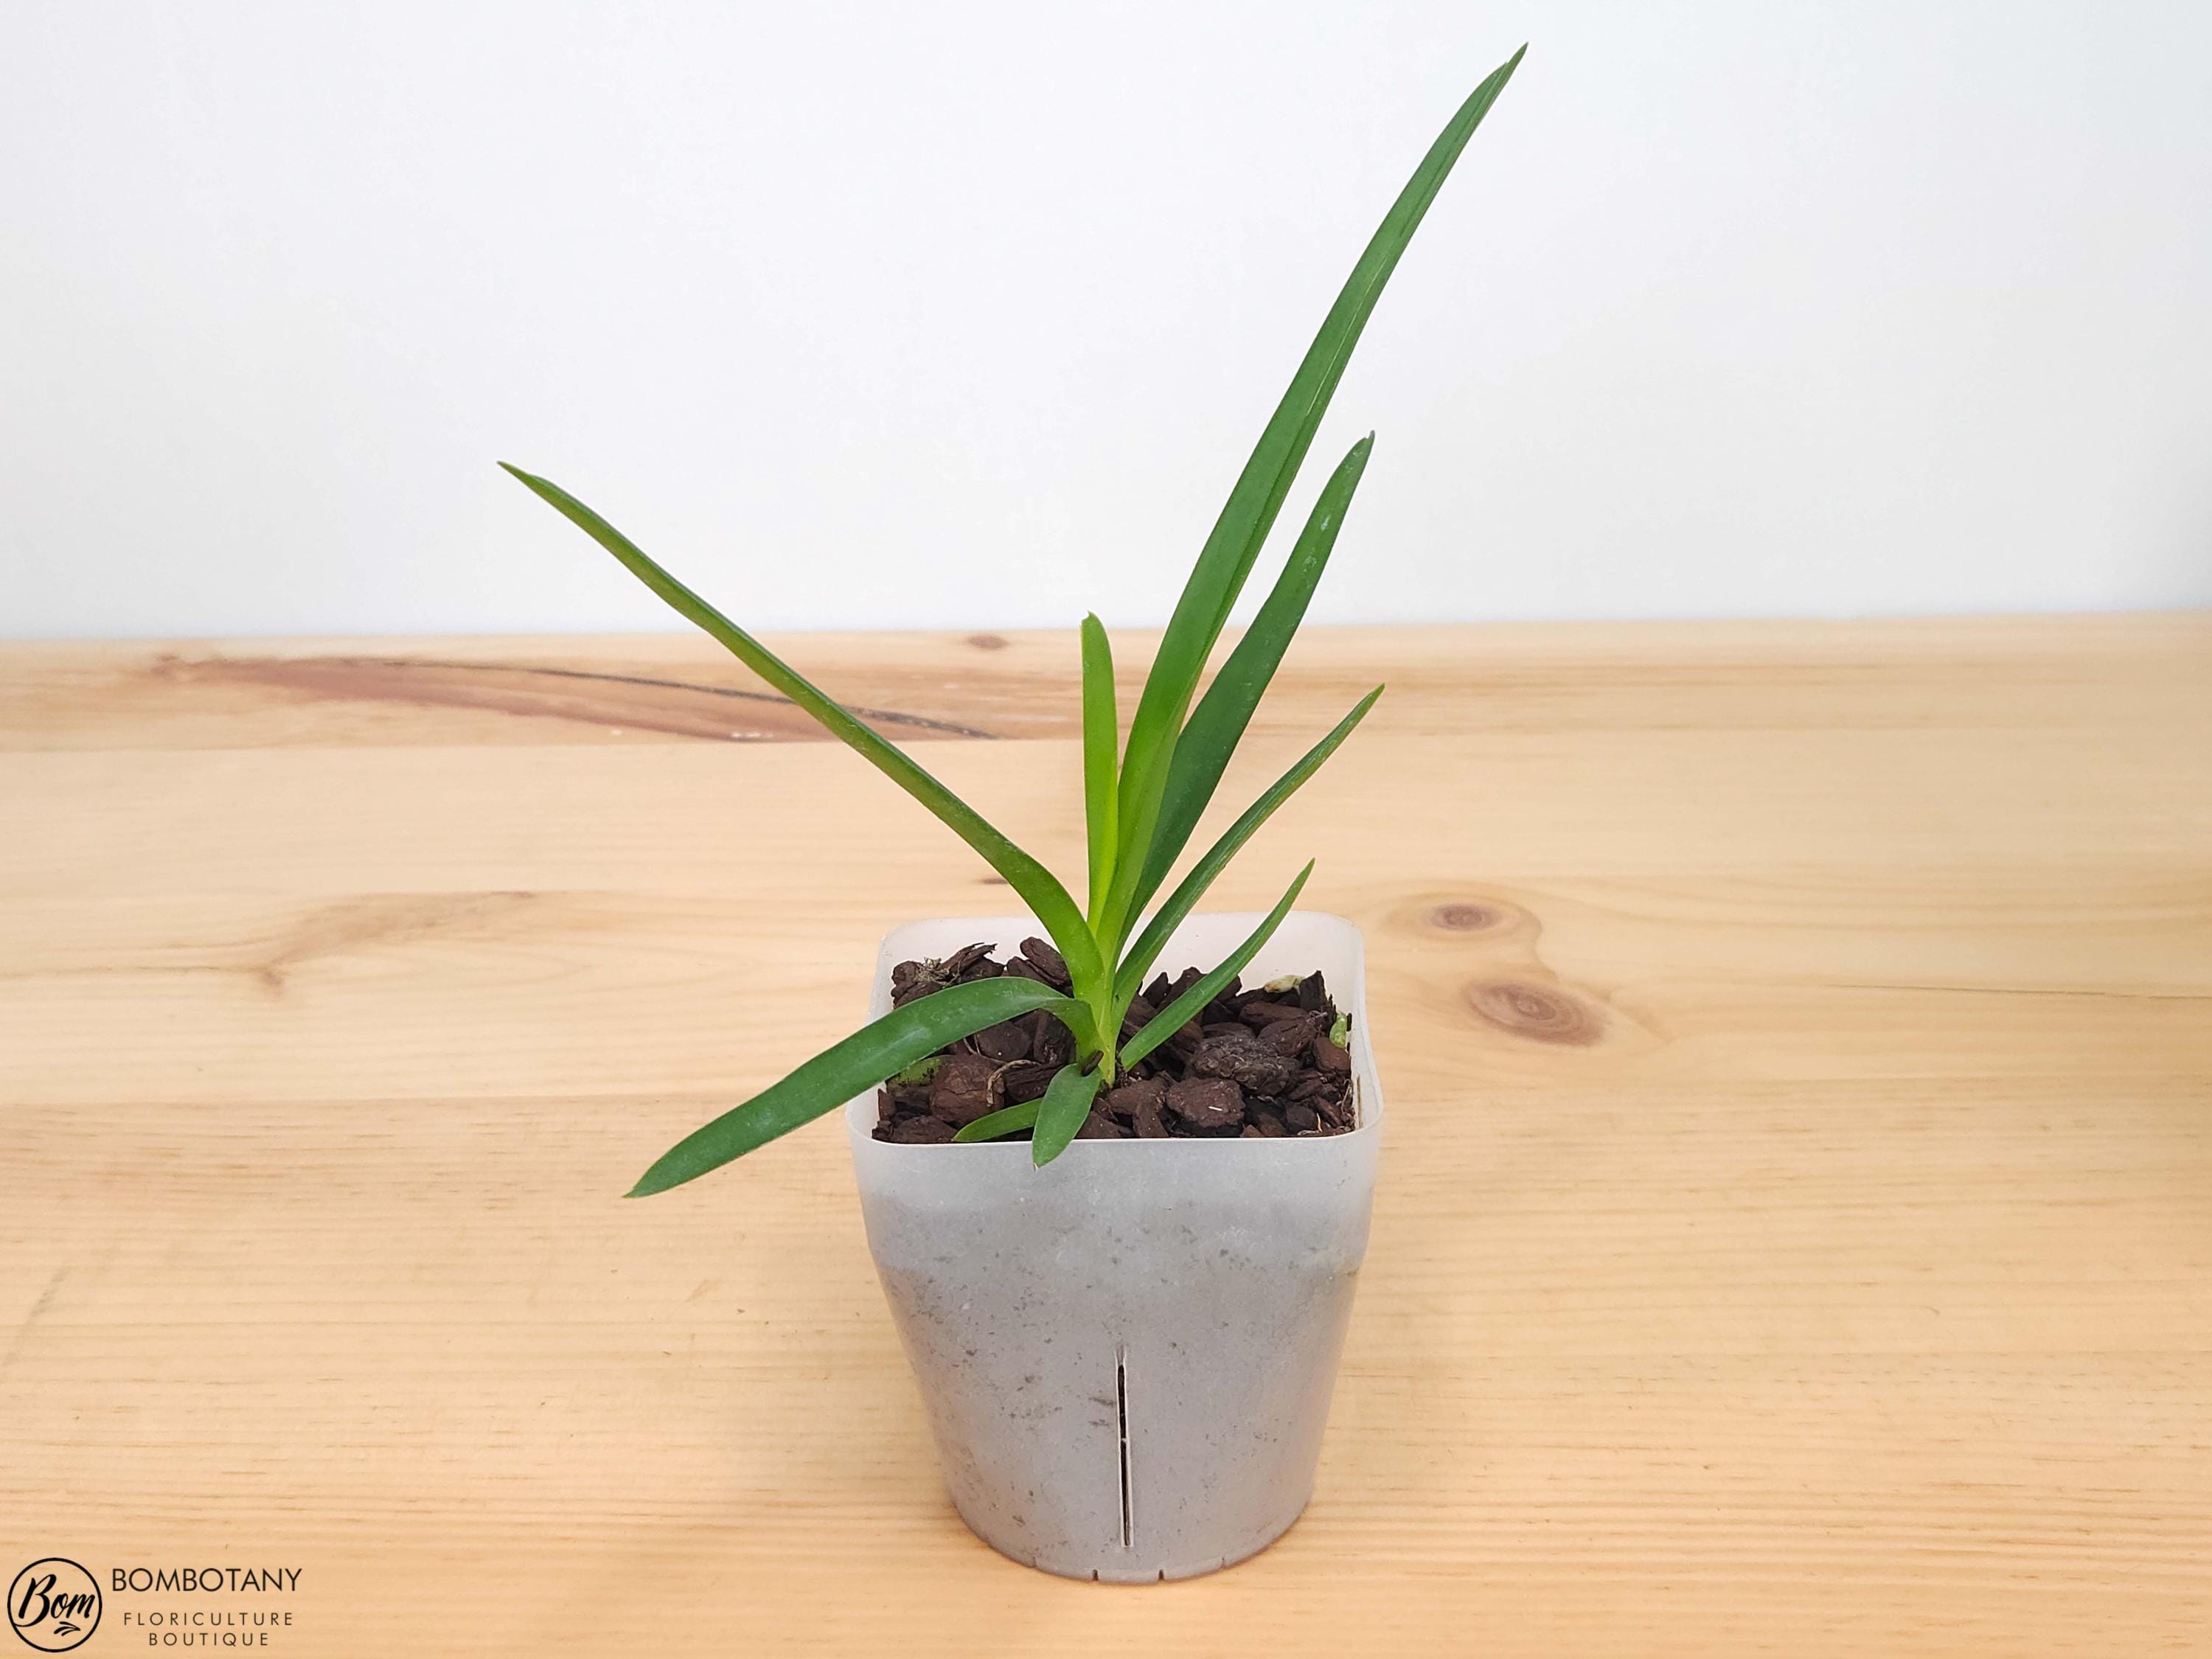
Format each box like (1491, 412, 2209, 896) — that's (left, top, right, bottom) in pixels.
(1115, 1346, 1133, 1551)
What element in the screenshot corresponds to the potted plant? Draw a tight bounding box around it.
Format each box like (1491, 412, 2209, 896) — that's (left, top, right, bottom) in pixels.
(501, 46, 1523, 1580)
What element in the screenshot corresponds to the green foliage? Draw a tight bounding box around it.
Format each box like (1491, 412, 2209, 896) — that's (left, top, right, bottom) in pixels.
(504, 49, 1524, 1187)
(1029, 1064, 1107, 1168)
(1115, 689, 1382, 1006)
(625, 977, 1088, 1195)
(952, 1097, 1042, 1144)
(1121, 865, 1312, 1069)
(1080, 613, 1119, 920)
(1133, 436, 1372, 916)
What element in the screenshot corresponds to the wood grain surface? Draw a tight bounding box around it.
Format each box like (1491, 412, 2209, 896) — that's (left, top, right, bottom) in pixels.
(2, 616, 2208, 1655)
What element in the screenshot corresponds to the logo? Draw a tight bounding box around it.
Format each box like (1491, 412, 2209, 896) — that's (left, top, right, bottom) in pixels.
(8, 1559, 100, 1652)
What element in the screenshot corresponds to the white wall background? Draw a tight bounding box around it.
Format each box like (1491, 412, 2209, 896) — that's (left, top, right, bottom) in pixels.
(3, 0, 2208, 641)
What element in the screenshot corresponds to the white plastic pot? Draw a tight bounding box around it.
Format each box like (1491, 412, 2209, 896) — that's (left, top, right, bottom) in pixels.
(845, 911, 1382, 1582)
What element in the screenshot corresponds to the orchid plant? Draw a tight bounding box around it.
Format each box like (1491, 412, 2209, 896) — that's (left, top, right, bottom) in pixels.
(504, 47, 1522, 1188)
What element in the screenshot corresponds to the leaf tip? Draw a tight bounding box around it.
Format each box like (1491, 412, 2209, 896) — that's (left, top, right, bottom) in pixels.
(626, 1161, 678, 1198)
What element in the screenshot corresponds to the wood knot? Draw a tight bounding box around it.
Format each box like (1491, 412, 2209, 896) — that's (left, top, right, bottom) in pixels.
(966, 633, 1010, 651)
(1465, 980, 1603, 1046)
(1427, 902, 1504, 932)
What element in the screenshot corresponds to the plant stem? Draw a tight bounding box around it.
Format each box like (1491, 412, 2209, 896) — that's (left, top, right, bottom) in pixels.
(1083, 953, 1120, 1086)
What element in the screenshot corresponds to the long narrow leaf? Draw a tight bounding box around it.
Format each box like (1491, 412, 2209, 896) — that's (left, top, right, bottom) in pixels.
(1103, 49, 1524, 938)
(1120, 863, 1314, 1068)
(629, 978, 1086, 1195)
(1133, 435, 1371, 911)
(1080, 614, 1119, 920)
(501, 463, 1105, 990)
(1118, 689, 1381, 1004)
(1030, 1063, 1105, 1167)
(952, 1097, 1041, 1144)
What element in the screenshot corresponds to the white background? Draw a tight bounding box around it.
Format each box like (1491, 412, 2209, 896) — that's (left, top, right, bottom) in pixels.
(4, 0, 2207, 641)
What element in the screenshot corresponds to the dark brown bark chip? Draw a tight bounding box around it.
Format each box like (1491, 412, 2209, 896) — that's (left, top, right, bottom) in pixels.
(1260, 1009, 1328, 1060)
(871, 947, 1356, 1142)
(1190, 1029, 1301, 1096)
(892, 944, 1000, 1006)
(1001, 1060, 1059, 1106)
(1144, 966, 1204, 1013)
(928, 1051, 1004, 1127)
(1102, 1077, 1165, 1126)
(1027, 1011, 1075, 1070)
(1018, 937, 1071, 990)
(971, 1020, 1032, 1062)
(942, 942, 998, 981)
(1167, 1076, 1245, 1133)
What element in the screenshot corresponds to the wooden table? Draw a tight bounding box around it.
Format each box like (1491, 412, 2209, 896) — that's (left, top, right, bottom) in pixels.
(4, 617, 2208, 1655)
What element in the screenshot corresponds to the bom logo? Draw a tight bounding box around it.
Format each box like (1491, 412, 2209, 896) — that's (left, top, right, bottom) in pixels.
(7, 1559, 100, 1652)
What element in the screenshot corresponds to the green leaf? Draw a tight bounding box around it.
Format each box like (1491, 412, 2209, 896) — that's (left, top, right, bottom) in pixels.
(952, 1097, 1041, 1143)
(1080, 614, 1119, 921)
(500, 464, 1105, 991)
(1120, 861, 1314, 1068)
(628, 977, 1085, 1194)
(1117, 689, 1381, 1004)
(1133, 435, 1372, 911)
(1101, 48, 1524, 939)
(1030, 1063, 1106, 1167)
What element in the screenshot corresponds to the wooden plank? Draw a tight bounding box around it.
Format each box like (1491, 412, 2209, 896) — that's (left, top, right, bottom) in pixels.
(1, 616, 2208, 1655)
(5, 613, 2205, 750)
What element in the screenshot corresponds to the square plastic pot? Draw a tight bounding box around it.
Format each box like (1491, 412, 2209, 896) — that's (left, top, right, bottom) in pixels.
(845, 911, 1381, 1582)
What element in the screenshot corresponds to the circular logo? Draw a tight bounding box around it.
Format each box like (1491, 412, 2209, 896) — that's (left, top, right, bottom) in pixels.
(7, 1560, 100, 1652)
